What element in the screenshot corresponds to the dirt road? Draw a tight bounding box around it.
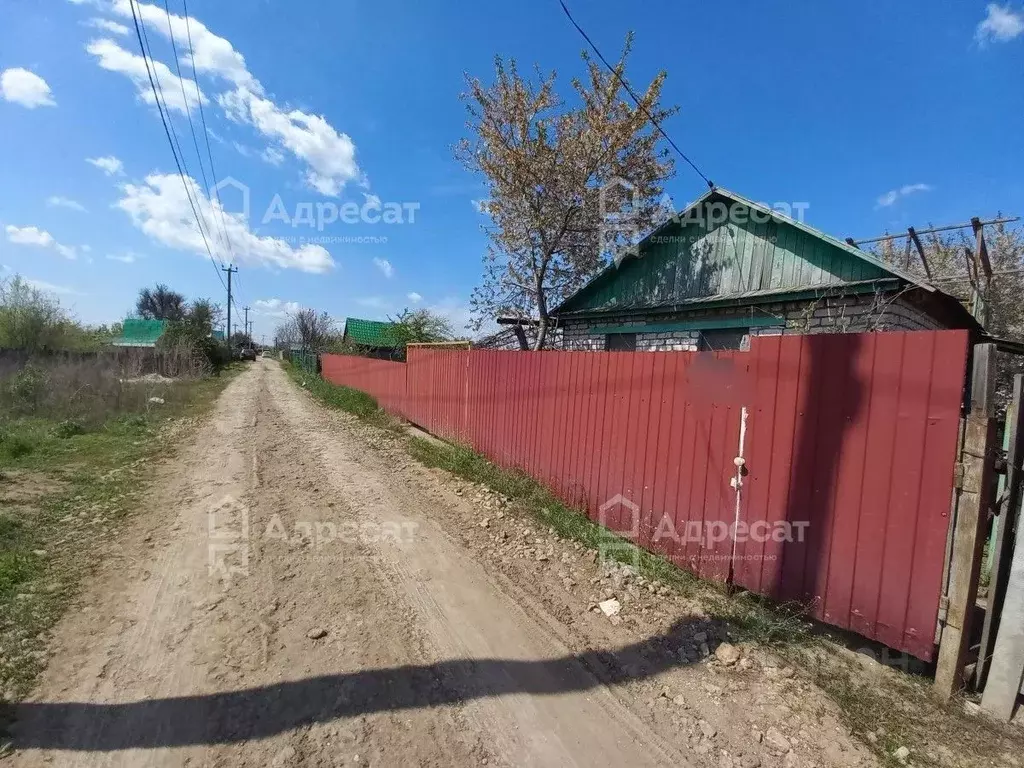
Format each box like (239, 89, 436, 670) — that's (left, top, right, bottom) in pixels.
(9, 359, 874, 767)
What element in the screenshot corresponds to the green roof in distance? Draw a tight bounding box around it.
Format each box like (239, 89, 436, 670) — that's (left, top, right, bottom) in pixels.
(343, 317, 401, 348)
(111, 318, 167, 347)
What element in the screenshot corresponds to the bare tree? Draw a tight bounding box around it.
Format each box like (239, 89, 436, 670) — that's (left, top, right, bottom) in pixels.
(874, 221, 1024, 339)
(136, 284, 186, 321)
(273, 317, 300, 349)
(875, 221, 1024, 400)
(456, 35, 676, 349)
(292, 308, 335, 352)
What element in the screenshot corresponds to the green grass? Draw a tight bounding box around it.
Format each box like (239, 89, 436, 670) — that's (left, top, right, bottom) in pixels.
(283, 361, 397, 429)
(0, 366, 241, 707)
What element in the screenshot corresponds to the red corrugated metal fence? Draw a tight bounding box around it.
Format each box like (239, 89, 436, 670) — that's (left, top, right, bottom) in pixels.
(320, 354, 408, 417)
(320, 330, 968, 660)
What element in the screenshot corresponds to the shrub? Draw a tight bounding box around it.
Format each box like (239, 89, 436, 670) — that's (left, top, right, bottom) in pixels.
(0, 430, 35, 461)
(52, 420, 85, 439)
(6, 365, 47, 413)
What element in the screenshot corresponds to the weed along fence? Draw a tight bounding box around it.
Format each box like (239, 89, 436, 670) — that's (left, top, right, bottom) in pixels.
(321, 330, 970, 661)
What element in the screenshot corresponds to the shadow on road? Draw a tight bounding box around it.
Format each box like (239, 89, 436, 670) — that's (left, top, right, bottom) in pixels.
(12, 616, 711, 751)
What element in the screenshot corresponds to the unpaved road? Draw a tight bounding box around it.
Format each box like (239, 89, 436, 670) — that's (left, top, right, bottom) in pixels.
(9, 359, 875, 768)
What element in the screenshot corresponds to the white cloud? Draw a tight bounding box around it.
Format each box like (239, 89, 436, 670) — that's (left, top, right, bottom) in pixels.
(25, 278, 79, 295)
(261, 147, 285, 166)
(5, 225, 53, 247)
(116, 172, 336, 273)
(101, 0, 363, 196)
(356, 296, 389, 311)
(5, 225, 78, 259)
(110, 0, 261, 92)
(106, 252, 138, 263)
(428, 297, 473, 335)
(876, 183, 932, 208)
(86, 155, 125, 176)
(253, 298, 301, 318)
(976, 4, 1024, 43)
(221, 88, 361, 196)
(407, 292, 422, 304)
(86, 37, 206, 115)
(47, 195, 87, 212)
(373, 257, 394, 278)
(0, 68, 56, 108)
(85, 18, 131, 36)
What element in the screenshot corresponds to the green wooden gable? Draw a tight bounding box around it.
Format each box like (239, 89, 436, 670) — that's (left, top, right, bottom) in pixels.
(555, 188, 922, 316)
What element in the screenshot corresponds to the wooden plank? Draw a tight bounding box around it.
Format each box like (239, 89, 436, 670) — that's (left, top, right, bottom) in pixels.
(982, 471, 1024, 719)
(935, 343, 998, 700)
(976, 375, 1024, 688)
(908, 227, 933, 279)
(973, 217, 993, 279)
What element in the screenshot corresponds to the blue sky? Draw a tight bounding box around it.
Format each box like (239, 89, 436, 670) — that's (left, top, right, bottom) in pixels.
(0, 0, 1022, 341)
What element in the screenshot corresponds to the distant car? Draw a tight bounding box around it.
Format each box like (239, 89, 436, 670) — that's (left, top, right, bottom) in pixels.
(238, 346, 257, 361)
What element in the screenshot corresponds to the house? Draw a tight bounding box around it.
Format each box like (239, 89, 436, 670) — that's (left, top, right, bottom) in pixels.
(110, 319, 167, 348)
(342, 317, 403, 360)
(550, 187, 979, 352)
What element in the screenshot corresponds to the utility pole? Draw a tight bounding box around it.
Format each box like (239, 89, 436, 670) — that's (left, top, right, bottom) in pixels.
(243, 306, 250, 341)
(222, 264, 238, 342)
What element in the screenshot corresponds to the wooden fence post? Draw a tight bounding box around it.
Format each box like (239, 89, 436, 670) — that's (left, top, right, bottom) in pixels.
(975, 375, 1024, 689)
(982, 485, 1024, 719)
(935, 343, 998, 700)
(982, 373, 1024, 720)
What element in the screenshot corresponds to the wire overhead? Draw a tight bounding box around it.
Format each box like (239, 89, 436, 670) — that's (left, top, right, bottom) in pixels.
(181, 0, 238, 268)
(161, 0, 213, 229)
(557, 0, 715, 191)
(127, 0, 227, 293)
(137, 2, 219, 264)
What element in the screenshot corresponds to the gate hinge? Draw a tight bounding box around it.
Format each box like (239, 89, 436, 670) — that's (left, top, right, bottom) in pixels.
(937, 595, 950, 623)
(935, 595, 951, 643)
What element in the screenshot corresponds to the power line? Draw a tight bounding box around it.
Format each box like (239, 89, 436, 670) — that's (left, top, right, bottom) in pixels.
(137, 2, 220, 267)
(161, 0, 214, 240)
(557, 0, 714, 190)
(181, 0, 238, 267)
(127, 0, 226, 294)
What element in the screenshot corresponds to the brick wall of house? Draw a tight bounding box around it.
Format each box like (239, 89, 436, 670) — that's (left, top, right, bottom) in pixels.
(558, 290, 946, 352)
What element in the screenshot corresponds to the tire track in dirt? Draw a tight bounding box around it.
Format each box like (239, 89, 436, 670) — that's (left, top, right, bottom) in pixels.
(9, 362, 486, 767)
(264, 361, 692, 767)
